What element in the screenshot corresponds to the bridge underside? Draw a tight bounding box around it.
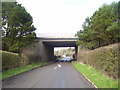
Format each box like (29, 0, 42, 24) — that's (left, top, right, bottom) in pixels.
(42, 39, 78, 61)
(43, 41, 77, 47)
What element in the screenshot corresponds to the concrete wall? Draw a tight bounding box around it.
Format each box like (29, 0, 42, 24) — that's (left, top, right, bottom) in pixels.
(42, 43, 54, 61)
(22, 39, 54, 62)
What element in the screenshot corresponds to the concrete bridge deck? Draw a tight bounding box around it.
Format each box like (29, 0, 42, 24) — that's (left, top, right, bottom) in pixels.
(41, 37, 77, 47)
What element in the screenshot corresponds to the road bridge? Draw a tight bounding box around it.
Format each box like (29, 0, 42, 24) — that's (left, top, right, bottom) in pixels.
(42, 37, 77, 47)
(22, 33, 78, 62)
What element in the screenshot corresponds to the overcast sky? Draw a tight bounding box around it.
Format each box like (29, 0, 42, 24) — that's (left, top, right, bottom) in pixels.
(17, 0, 118, 35)
(16, 0, 119, 51)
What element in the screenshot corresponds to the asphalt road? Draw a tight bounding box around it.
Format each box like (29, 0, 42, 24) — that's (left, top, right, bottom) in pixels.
(2, 62, 95, 88)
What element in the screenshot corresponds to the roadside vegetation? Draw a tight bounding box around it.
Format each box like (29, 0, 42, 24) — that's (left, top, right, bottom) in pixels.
(1, 50, 49, 80)
(76, 1, 120, 49)
(77, 43, 119, 79)
(2, 2, 36, 53)
(1, 62, 48, 80)
(54, 47, 75, 59)
(1, 50, 28, 71)
(75, 1, 119, 88)
(1, 2, 42, 76)
(72, 62, 118, 88)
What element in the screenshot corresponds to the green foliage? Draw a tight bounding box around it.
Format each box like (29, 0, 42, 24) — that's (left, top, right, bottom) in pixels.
(76, 2, 120, 49)
(2, 50, 20, 71)
(54, 47, 75, 57)
(2, 2, 36, 53)
(77, 43, 119, 79)
(1, 62, 48, 80)
(73, 62, 118, 88)
(1, 50, 29, 71)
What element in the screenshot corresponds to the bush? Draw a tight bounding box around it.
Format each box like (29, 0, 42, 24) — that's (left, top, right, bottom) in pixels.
(77, 43, 119, 79)
(2, 50, 20, 71)
(1, 50, 29, 71)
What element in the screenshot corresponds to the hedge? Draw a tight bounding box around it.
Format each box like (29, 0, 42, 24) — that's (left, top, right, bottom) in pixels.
(1, 50, 29, 71)
(77, 43, 119, 79)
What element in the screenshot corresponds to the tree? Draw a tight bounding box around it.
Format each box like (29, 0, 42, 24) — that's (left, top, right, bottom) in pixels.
(2, 2, 36, 53)
(76, 2, 120, 49)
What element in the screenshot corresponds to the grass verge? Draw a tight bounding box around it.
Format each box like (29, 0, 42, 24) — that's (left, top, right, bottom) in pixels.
(72, 62, 118, 88)
(1, 62, 48, 80)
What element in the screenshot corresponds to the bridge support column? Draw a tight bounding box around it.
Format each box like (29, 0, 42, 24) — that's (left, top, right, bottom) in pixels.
(42, 44, 54, 61)
(75, 46, 78, 61)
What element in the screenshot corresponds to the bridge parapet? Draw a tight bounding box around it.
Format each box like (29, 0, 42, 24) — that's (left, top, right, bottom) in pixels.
(40, 38, 77, 41)
(36, 33, 77, 38)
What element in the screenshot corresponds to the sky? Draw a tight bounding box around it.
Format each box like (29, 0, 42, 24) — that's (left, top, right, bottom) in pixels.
(16, 0, 119, 35)
(16, 0, 118, 51)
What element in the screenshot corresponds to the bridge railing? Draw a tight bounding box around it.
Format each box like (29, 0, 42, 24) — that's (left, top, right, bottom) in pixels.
(36, 33, 77, 38)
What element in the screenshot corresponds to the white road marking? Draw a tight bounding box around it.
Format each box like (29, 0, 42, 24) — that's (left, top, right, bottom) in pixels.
(58, 64, 61, 67)
(53, 67, 57, 70)
(53, 64, 62, 70)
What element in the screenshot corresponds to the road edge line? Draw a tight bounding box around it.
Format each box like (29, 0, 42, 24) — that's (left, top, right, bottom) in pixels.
(72, 62, 98, 89)
(79, 71, 98, 88)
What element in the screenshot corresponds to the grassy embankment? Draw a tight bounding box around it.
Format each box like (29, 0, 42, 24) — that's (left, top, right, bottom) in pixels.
(1, 62, 48, 80)
(72, 62, 118, 88)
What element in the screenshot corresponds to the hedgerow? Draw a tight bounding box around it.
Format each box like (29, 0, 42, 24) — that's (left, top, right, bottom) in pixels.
(77, 43, 119, 79)
(1, 50, 29, 71)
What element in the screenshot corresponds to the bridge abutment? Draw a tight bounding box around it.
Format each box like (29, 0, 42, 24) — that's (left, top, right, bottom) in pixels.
(21, 39, 54, 62)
